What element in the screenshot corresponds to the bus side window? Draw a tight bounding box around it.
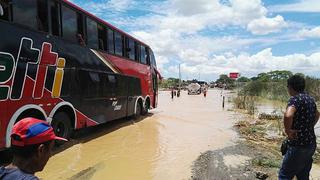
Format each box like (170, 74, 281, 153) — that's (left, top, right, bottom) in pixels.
(60, 69, 71, 97)
(77, 13, 85, 45)
(140, 45, 147, 65)
(126, 38, 135, 60)
(0, 0, 11, 21)
(12, 0, 38, 30)
(61, 5, 77, 43)
(135, 42, 140, 62)
(107, 74, 116, 96)
(149, 49, 156, 67)
(37, 0, 48, 32)
(107, 28, 115, 54)
(117, 76, 127, 96)
(86, 17, 98, 49)
(49, 0, 60, 36)
(98, 24, 107, 51)
(88, 71, 101, 98)
(114, 31, 123, 56)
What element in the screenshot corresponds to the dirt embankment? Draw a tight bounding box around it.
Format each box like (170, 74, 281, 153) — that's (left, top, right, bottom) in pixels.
(191, 114, 280, 180)
(191, 110, 320, 180)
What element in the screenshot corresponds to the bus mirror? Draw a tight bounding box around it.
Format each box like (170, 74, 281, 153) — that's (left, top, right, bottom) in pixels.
(0, 4, 3, 16)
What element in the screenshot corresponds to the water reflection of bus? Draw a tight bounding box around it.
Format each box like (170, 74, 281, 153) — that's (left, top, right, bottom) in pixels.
(0, 0, 161, 150)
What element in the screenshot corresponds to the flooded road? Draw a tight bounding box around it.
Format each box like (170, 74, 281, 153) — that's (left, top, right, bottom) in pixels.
(37, 90, 238, 180)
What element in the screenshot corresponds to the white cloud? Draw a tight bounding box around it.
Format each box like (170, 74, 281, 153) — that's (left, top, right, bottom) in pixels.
(271, 0, 320, 13)
(298, 27, 320, 39)
(178, 48, 320, 81)
(72, 0, 313, 81)
(106, 0, 133, 12)
(247, 15, 287, 35)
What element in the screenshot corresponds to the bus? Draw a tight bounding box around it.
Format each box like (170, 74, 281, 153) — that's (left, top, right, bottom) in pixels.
(0, 0, 161, 150)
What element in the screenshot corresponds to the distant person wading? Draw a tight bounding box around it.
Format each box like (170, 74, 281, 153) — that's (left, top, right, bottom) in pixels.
(279, 75, 319, 180)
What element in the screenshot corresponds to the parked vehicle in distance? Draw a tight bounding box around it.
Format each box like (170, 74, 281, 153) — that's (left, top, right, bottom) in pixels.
(187, 83, 201, 95)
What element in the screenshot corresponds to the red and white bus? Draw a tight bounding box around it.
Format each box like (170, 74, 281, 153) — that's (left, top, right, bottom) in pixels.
(0, 0, 161, 150)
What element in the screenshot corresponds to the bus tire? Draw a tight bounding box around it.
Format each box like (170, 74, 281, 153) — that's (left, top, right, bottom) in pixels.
(51, 112, 72, 145)
(142, 100, 149, 115)
(134, 101, 142, 119)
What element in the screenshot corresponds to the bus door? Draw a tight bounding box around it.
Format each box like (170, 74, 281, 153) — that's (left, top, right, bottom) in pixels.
(77, 70, 107, 123)
(103, 73, 118, 121)
(126, 77, 139, 117)
(113, 75, 127, 119)
(151, 70, 158, 108)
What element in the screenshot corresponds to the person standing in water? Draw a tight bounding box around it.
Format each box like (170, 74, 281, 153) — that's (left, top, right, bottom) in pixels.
(279, 75, 319, 179)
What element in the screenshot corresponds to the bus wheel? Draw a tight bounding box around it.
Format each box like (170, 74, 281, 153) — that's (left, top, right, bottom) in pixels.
(134, 102, 142, 119)
(51, 112, 71, 145)
(142, 101, 149, 115)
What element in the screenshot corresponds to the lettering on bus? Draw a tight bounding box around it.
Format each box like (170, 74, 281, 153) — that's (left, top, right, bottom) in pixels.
(0, 37, 66, 101)
(0, 53, 15, 100)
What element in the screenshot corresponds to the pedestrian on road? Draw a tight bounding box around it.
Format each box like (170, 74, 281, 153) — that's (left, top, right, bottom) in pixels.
(171, 88, 174, 99)
(279, 75, 319, 180)
(0, 117, 67, 180)
(203, 89, 207, 98)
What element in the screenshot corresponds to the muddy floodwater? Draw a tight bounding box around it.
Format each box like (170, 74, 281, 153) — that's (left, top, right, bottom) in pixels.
(37, 90, 238, 180)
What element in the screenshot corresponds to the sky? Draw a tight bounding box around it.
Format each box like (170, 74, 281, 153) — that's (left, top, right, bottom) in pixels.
(70, 0, 320, 81)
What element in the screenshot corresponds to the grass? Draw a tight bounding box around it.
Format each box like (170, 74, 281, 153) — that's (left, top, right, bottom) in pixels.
(252, 156, 281, 168)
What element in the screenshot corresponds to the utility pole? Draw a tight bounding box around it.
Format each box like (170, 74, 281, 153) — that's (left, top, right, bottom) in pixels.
(179, 64, 181, 90)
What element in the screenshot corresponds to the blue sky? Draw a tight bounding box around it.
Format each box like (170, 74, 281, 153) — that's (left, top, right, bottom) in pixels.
(70, 0, 320, 81)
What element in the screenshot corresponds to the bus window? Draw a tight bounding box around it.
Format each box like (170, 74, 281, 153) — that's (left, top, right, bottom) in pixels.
(107, 29, 115, 54)
(104, 74, 116, 97)
(149, 49, 156, 67)
(117, 76, 127, 96)
(62, 5, 77, 43)
(135, 42, 140, 62)
(87, 17, 98, 49)
(77, 13, 85, 45)
(49, 0, 60, 36)
(0, 1, 11, 21)
(12, 0, 38, 30)
(114, 31, 123, 56)
(140, 45, 147, 64)
(126, 38, 135, 60)
(98, 24, 107, 51)
(88, 72, 101, 97)
(37, 0, 48, 32)
(60, 69, 71, 97)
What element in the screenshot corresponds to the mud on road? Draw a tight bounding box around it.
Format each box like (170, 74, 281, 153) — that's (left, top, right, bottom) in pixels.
(2, 90, 283, 180)
(35, 89, 239, 180)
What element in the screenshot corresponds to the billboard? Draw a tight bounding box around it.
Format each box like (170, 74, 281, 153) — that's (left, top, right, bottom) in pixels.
(229, 72, 240, 79)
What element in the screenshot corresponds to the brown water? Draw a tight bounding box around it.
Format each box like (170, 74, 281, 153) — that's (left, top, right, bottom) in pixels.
(37, 90, 238, 180)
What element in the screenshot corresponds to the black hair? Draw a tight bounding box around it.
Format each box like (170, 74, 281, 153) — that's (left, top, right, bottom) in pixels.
(11, 141, 52, 159)
(287, 75, 305, 93)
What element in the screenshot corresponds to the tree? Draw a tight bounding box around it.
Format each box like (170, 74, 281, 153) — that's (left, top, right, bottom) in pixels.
(159, 78, 180, 88)
(216, 74, 235, 88)
(254, 70, 293, 82)
(237, 76, 250, 82)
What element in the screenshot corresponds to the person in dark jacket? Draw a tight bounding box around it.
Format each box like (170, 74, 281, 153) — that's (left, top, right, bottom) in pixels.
(279, 75, 319, 179)
(0, 118, 67, 180)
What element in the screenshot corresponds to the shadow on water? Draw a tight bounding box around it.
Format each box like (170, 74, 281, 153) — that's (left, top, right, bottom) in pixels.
(0, 113, 153, 166)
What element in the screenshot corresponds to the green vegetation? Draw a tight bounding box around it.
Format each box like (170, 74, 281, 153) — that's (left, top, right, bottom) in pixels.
(159, 78, 180, 89)
(252, 156, 281, 168)
(237, 70, 320, 102)
(215, 74, 235, 88)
